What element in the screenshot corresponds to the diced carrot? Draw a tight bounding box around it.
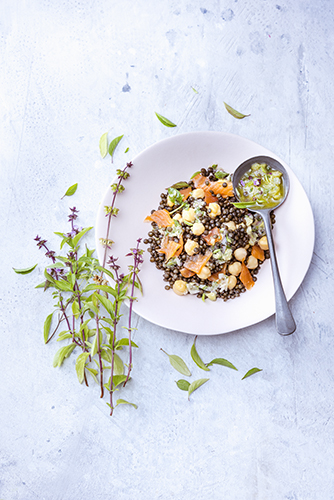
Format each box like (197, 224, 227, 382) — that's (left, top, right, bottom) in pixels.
(158, 236, 181, 262)
(180, 268, 195, 278)
(144, 209, 174, 227)
(180, 187, 192, 200)
(207, 272, 221, 282)
(184, 250, 212, 274)
(202, 227, 222, 246)
(251, 244, 265, 261)
(239, 261, 255, 290)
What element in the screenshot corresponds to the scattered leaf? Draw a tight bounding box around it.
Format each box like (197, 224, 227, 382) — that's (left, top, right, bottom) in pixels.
(188, 378, 209, 399)
(124, 147, 129, 153)
(108, 135, 124, 161)
(62, 183, 78, 199)
(99, 131, 109, 158)
(115, 399, 138, 409)
(207, 358, 238, 371)
(161, 349, 191, 376)
(190, 336, 210, 371)
(191, 86, 199, 94)
(242, 367, 263, 380)
(168, 181, 190, 190)
(176, 379, 191, 391)
(53, 344, 76, 368)
(224, 102, 250, 119)
(13, 263, 38, 275)
(155, 112, 177, 128)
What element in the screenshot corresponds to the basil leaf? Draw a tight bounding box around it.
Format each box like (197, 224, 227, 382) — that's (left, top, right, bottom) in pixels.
(114, 338, 139, 349)
(224, 102, 250, 119)
(188, 378, 209, 399)
(207, 358, 238, 371)
(190, 336, 210, 371)
(72, 226, 93, 247)
(191, 86, 199, 94)
(176, 379, 190, 391)
(13, 263, 38, 275)
(43, 313, 53, 344)
(75, 352, 90, 384)
(190, 171, 200, 179)
(113, 374, 128, 389)
(161, 349, 191, 376)
(167, 187, 183, 205)
(99, 132, 109, 158)
(53, 344, 76, 368)
(124, 147, 129, 153)
(168, 181, 190, 190)
(115, 399, 138, 409)
(62, 183, 78, 199)
(155, 112, 177, 128)
(108, 134, 123, 160)
(215, 171, 229, 180)
(242, 367, 262, 380)
(113, 353, 124, 376)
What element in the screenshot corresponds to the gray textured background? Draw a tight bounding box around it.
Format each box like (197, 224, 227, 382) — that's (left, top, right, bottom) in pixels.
(1, 1, 333, 499)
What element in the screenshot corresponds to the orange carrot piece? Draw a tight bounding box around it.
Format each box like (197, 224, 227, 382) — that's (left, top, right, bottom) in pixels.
(158, 236, 181, 262)
(251, 244, 265, 261)
(180, 268, 195, 278)
(180, 187, 192, 200)
(184, 250, 212, 274)
(240, 261, 255, 290)
(144, 209, 174, 227)
(202, 227, 222, 246)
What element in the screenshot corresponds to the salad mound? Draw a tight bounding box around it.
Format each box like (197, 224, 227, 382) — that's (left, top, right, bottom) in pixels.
(144, 164, 274, 302)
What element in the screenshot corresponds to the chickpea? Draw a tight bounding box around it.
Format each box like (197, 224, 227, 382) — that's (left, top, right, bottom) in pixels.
(184, 239, 199, 256)
(247, 255, 258, 269)
(173, 213, 181, 221)
(192, 188, 205, 199)
(206, 292, 217, 301)
(224, 221, 236, 231)
(192, 222, 205, 236)
(207, 202, 221, 219)
(228, 261, 242, 276)
(172, 280, 188, 296)
(258, 236, 269, 251)
(197, 266, 211, 280)
(167, 196, 174, 207)
(182, 207, 196, 223)
(234, 247, 247, 261)
(227, 275, 237, 290)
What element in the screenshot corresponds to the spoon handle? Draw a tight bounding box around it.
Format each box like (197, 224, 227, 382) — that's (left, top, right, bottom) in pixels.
(261, 212, 296, 336)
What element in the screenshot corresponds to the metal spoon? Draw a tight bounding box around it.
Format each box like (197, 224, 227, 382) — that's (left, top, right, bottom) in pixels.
(232, 155, 296, 336)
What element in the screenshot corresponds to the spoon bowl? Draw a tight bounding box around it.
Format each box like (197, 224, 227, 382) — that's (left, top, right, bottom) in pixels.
(232, 156, 296, 336)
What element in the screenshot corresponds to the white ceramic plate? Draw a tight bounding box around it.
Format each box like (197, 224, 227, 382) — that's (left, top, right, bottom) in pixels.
(95, 132, 314, 335)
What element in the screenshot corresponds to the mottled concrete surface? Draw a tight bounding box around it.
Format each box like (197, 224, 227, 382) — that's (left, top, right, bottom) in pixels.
(1, 1, 333, 499)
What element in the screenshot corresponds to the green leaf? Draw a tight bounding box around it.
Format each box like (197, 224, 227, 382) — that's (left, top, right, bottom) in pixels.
(114, 338, 139, 349)
(207, 358, 238, 371)
(167, 187, 183, 205)
(188, 378, 209, 399)
(224, 102, 250, 119)
(72, 300, 80, 319)
(108, 135, 124, 161)
(161, 349, 191, 376)
(90, 330, 103, 357)
(155, 112, 177, 128)
(62, 183, 78, 199)
(53, 344, 76, 367)
(113, 353, 124, 375)
(72, 227, 93, 247)
(115, 399, 138, 409)
(191, 86, 199, 94)
(43, 313, 53, 343)
(86, 367, 99, 384)
(113, 374, 128, 389)
(99, 131, 109, 158)
(190, 337, 210, 371)
(95, 294, 115, 315)
(242, 367, 263, 380)
(190, 171, 200, 179)
(75, 352, 90, 384)
(168, 181, 190, 190)
(13, 263, 38, 275)
(124, 147, 129, 153)
(176, 379, 190, 391)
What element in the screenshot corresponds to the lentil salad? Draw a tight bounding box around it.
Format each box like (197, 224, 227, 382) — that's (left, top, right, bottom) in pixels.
(144, 164, 274, 302)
